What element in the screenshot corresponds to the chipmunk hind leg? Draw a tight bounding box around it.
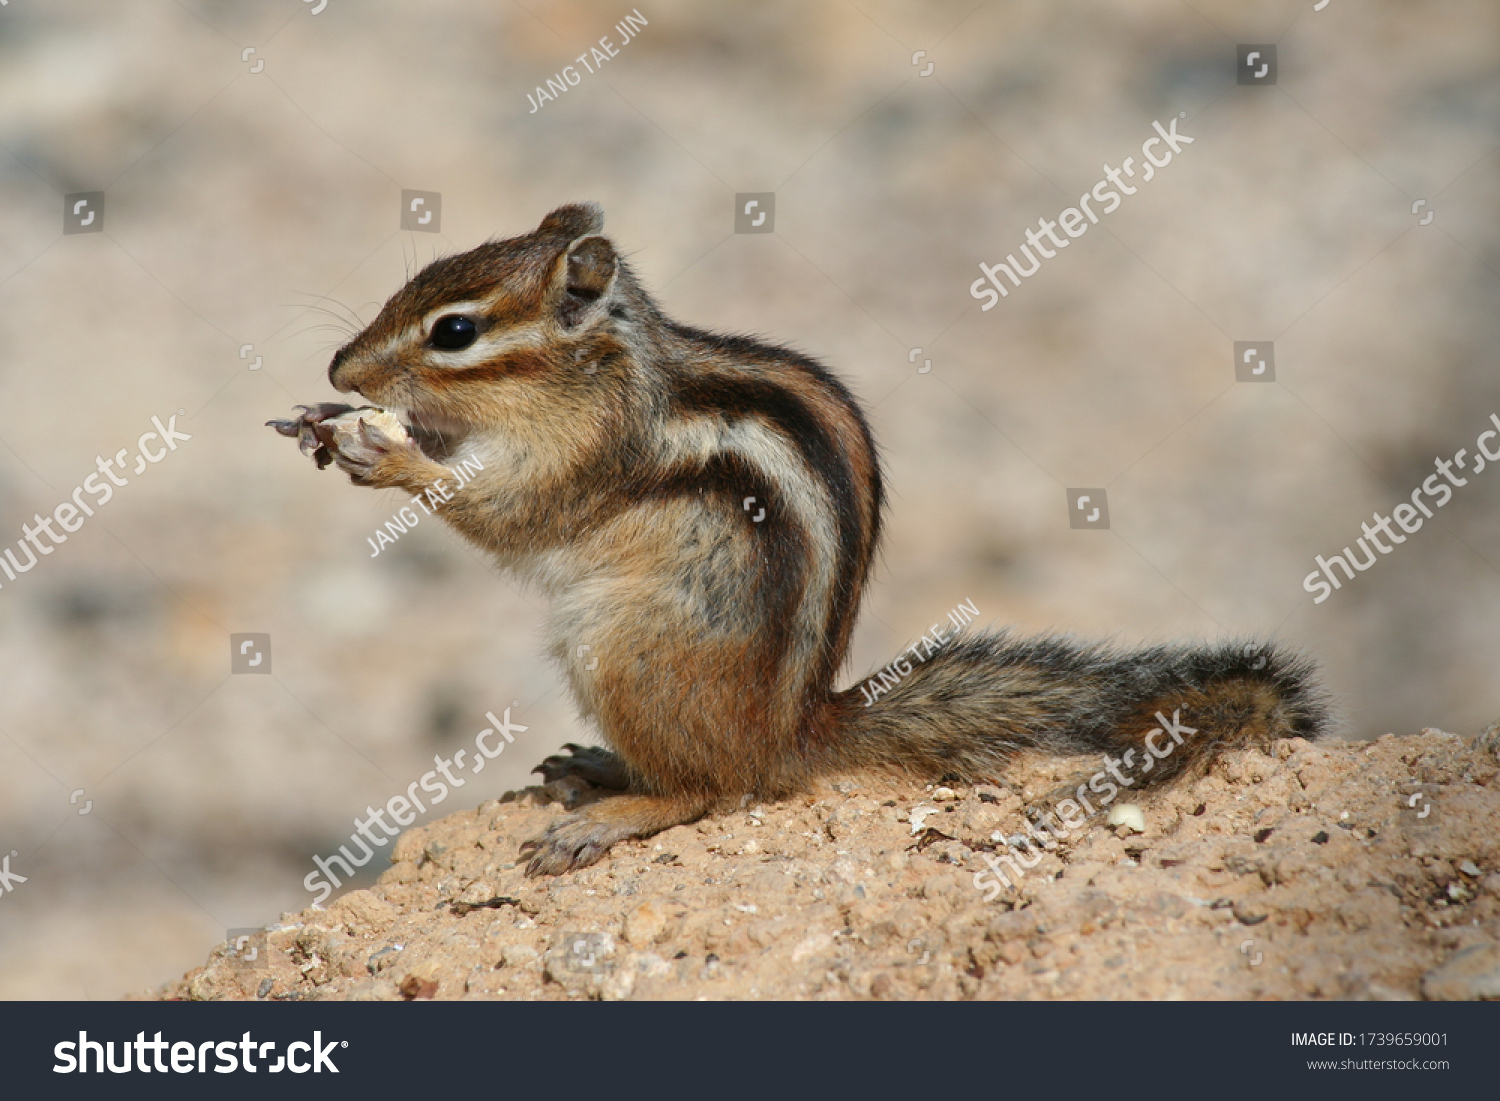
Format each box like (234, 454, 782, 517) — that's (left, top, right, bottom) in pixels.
(521, 791, 717, 876)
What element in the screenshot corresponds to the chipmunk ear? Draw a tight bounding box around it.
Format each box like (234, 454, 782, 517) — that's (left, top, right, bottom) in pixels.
(556, 234, 617, 328)
(537, 202, 604, 239)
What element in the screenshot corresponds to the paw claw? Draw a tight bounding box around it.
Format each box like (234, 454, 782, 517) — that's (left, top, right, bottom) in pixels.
(269, 405, 412, 482)
(269, 403, 369, 470)
(520, 815, 626, 876)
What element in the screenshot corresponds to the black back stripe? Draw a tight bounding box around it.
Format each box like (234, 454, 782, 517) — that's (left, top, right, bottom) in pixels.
(642, 452, 807, 693)
(664, 325, 876, 687)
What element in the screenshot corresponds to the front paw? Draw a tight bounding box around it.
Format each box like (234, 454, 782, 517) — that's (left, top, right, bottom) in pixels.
(520, 815, 631, 876)
(316, 408, 419, 487)
(266, 403, 359, 469)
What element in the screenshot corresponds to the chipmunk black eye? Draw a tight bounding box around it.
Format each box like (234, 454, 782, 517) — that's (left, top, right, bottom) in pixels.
(430, 315, 478, 351)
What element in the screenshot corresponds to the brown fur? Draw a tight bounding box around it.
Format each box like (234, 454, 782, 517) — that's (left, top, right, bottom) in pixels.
(274, 203, 1330, 875)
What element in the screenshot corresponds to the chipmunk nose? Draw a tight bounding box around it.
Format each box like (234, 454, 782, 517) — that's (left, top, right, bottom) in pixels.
(328, 344, 354, 392)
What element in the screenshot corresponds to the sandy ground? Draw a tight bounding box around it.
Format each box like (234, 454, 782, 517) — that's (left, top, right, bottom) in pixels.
(152, 725, 1500, 1001)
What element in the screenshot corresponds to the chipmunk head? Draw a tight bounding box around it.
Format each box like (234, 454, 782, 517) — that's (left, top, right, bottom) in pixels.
(327, 202, 637, 458)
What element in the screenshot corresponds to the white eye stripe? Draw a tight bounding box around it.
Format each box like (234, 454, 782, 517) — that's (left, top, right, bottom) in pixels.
(404, 319, 552, 370)
(415, 301, 550, 364)
(479, 322, 549, 353)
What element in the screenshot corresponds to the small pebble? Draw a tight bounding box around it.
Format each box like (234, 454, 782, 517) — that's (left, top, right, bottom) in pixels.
(367, 945, 403, 974)
(398, 974, 438, 1000)
(501, 944, 539, 968)
(1107, 804, 1146, 833)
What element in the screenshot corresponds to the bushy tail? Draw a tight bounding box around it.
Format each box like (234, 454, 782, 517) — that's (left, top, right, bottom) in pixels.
(828, 631, 1330, 787)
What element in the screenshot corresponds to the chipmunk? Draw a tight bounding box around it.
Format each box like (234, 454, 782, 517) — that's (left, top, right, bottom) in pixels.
(271, 202, 1329, 876)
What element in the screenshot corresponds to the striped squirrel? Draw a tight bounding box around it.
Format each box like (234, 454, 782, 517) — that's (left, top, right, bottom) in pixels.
(270, 203, 1329, 876)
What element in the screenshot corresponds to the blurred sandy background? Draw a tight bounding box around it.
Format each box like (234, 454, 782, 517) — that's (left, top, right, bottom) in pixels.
(0, 0, 1495, 998)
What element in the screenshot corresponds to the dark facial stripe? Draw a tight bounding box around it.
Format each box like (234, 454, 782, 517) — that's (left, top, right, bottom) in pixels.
(442, 349, 554, 382)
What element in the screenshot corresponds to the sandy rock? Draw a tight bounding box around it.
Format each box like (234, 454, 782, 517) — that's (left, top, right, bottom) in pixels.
(150, 729, 1500, 1002)
(1421, 943, 1500, 1000)
(326, 889, 396, 930)
(623, 901, 668, 947)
